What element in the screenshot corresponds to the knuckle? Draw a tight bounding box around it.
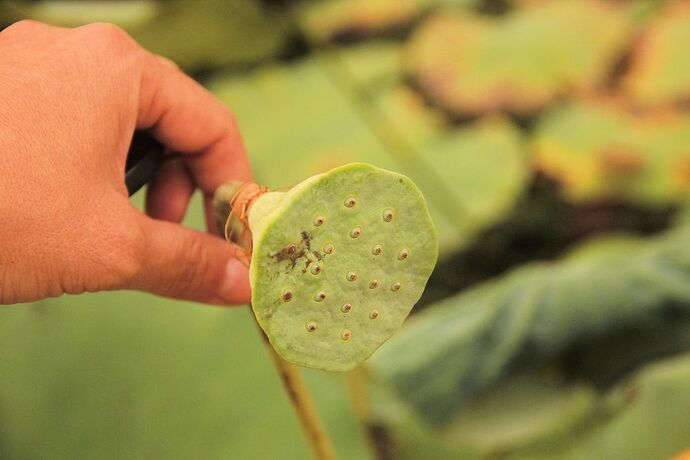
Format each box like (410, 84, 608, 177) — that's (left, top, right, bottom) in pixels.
(3, 19, 41, 35)
(77, 22, 136, 51)
(94, 224, 146, 290)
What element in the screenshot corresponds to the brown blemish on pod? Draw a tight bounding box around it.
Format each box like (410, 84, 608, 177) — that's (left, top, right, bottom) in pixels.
(372, 245, 383, 256)
(391, 282, 401, 291)
(369, 280, 380, 289)
(306, 321, 317, 332)
(341, 303, 352, 313)
(323, 243, 334, 255)
(282, 290, 293, 302)
(341, 329, 352, 341)
(310, 264, 322, 275)
(314, 291, 326, 302)
(313, 216, 325, 227)
(346, 272, 357, 282)
(398, 249, 409, 260)
(350, 227, 361, 238)
(344, 196, 357, 208)
(369, 310, 380, 319)
(383, 208, 394, 222)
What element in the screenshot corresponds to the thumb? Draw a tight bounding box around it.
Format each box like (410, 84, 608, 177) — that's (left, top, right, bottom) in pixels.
(129, 215, 251, 305)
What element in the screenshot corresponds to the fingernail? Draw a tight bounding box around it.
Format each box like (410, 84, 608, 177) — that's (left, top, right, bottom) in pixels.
(218, 258, 251, 305)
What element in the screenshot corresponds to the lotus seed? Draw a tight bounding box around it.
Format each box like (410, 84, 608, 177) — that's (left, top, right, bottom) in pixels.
(282, 290, 293, 302)
(369, 310, 380, 319)
(341, 303, 352, 313)
(398, 249, 409, 260)
(310, 264, 322, 275)
(372, 245, 383, 256)
(306, 321, 317, 332)
(341, 329, 352, 341)
(391, 282, 401, 291)
(344, 196, 357, 208)
(383, 209, 394, 222)
(369, 280, 380, 289)
(350, 227, 361, 238)
(313, 216, 325, 227)
(346, 272, 358, 282)
(314, 291, 326, 302)
(324, 244, 335, 255)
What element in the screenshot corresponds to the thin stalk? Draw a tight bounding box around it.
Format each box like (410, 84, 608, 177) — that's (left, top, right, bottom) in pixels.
(214, 188, 337, 460)
(253, 318, 337, 460)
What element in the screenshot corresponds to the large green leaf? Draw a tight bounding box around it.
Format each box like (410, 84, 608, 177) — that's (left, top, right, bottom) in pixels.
(532, 100, 690, 204)
(209, 53, 528, 256)
(405, 1, 632, 117)
(369, 224, 690, 425)
(0, 193, 373, 460)
(621, 1, 690, 108)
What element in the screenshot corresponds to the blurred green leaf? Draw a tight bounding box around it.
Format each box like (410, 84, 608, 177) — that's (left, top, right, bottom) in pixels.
(532, 100, 690, 204)
(621, 1, 690, 108)
(369, 224, 690, 425)
(0, 194, 372, 460)
(4, 0, 293, 71)
(405, 1, 632, 117)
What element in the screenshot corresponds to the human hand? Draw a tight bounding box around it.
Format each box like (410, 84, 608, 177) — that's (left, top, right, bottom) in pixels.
(0, 21, 251, 305)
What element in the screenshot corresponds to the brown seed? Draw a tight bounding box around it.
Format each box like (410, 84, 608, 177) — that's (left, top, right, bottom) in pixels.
(314, 291, 326, 302)
(344, 197, 357, 208)
(372, 245, 383, 256)
(313, 216, 325, 227)
(369, 310, 380, 319)
(398, 249, 409, 260)
(282, 290, 293, 302)
(324, 244, 335, 255)
(391, 282, 401, 291)
(350, 227, 361, 238)
(287, 244, 297, 255)
(383, 209, 394, 222)
(306, 321, 317, 332)
(369, 280, 379, 289)
(310, 264, 322, 275)
(341, 303, 352, 313)
(341, 329, 352, 341)
(346, 272, 357, 282)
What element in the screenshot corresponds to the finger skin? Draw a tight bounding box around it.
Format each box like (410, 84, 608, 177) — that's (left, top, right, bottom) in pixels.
(0, 21, 252, 305)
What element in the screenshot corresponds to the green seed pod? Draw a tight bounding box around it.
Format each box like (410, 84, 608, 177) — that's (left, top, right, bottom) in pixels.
(236, 163, 438, 371)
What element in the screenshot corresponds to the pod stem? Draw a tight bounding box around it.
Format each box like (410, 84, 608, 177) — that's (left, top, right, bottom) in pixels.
(253, 318, 337, 460)
(214, 182, 337, 460)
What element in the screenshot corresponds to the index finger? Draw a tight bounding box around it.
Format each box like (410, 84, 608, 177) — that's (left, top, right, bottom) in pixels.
(137, 53, 252, 193)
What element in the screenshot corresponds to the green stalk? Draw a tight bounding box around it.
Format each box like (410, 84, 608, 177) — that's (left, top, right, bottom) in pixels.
(214, 184, 337, 460)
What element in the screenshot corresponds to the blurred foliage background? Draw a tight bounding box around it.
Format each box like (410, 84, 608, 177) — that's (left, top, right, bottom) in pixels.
(2, 0, 690, 458)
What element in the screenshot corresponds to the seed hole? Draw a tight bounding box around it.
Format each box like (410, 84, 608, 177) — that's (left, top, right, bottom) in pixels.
(287, 244, 297, 255)
(341, 303, 352, 313)
(369, 280, 379, 289)
(313, 216, 325, 227)
(306, 321, 317, 332)
(370, 310, 380, 319)
(310, 264, 322, 275)
(314, 291, 326, 302)
(282, 290, 293, 302)
(346, 272, 357, 282)
(372, 245, 383, 256)
(391, 282, 401, 291)
(341, 329, 352, 341)
(383, 209, 394, 222)
(324, 244, 335, 255)
(398, 249, 409, 260)
(344, 196, 357, 208)
(350, 227, 361, 238)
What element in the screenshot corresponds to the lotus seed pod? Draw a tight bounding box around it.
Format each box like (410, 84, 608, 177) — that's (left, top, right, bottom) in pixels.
(245, 163, 438, 371)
